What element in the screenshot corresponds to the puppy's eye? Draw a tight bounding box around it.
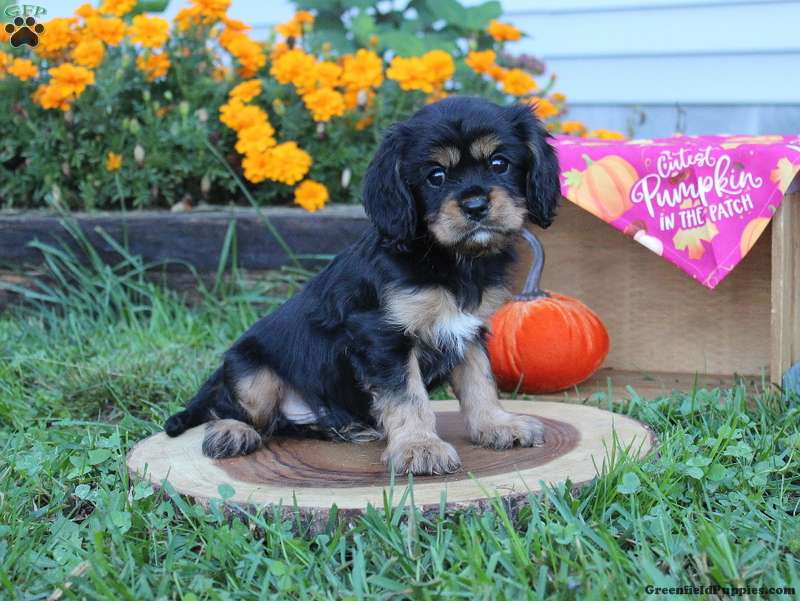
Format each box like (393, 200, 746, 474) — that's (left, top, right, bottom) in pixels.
(490, 155, 509, 174)
(426, 167, 446, 188)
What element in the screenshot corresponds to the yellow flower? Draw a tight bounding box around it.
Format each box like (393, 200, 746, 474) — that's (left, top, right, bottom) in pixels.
(8, 58, 38, 81)
(314, 61, 342, 89)
(105, 151, 122, 171)
(294, 10, 314, 24)
(0, 51, 12, 77)
(226, 36, 265, 77)
(270, 48, 315, 86)
(228, 79, 262, 102)
(465, 49, 496, 75)
(129, 15, 170, 49)
(551, 91, 566, 103)
(218, 98, 268, 131)
(500, 68, 537, 95)
(302, 87, 346, 122)
(589, 129, 626, 140)
(275, 10, 315, 39)
(72, 38, 105, 69)
(561, 120, 587, 136)
(422, 50, 454, 85)
(85, 16, 126, 46)
(136, 52, 171, 81)
(35, 17, 79, 59)
(235, 121, 276, 155)
(74, 3, 99, 19)
(294, 180, 328, 212)
(33, 83, 71, 111)
(48, 63, 95, 98)
(174, 6, 203, 32)
(426, 88, 450, 104)
(386, 56, 432, 92)
(341, 49, 383, 90)
(193, 0, 232, 21)
(343, 86, 374, 110)
(354, 115, 373, 130)
(99, 0, 137, 16)
(243, 142, 312, 185)
(487, 19, 521, 42)
(529, 97, 559, 119)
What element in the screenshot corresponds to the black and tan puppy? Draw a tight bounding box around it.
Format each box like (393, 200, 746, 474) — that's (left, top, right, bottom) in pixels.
(165, 96, 560, 475)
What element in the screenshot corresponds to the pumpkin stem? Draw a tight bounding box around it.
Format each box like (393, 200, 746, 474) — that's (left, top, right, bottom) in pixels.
(582, 153, 594, 167)
(515, 229, 549, 301)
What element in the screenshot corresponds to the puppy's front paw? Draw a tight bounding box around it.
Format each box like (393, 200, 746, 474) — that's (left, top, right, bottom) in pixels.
(469, 412, 545, 449)
(382, 435, 462, 475)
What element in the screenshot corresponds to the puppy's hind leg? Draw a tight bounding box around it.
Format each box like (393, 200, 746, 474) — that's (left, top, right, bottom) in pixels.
(201, 365, 284, 459)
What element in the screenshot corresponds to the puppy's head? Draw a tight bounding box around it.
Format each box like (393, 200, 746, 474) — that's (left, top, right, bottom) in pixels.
(362, 96, 560, 254)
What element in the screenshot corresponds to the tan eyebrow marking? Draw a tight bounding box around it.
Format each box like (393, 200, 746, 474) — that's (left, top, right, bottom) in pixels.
(469, 134, 502, 160)
(430, 145, 461, 169)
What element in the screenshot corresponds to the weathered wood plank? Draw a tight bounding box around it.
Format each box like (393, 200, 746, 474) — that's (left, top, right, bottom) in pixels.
(0, 205, 369, 272)
(770, 192, 800, 385)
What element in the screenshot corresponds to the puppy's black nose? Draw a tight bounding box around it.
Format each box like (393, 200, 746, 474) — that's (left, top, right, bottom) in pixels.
(460, 196, 490, 221)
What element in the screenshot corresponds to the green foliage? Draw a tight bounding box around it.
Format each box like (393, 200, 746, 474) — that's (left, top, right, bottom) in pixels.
(296, 0, 503, 56)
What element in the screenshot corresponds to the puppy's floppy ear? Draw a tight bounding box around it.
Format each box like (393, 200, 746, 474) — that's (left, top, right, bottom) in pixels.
(362, 124, 417, 251)
(506, 104, 561, 228)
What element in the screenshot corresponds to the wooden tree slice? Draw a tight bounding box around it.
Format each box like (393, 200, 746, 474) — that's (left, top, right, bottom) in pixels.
(128, 401, 655, 518)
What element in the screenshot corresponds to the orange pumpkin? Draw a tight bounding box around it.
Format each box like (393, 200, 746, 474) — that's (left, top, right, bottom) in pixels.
(487, 230, 609, 393)
(739, 216, 770, 257)
(564, 154, 638, 221)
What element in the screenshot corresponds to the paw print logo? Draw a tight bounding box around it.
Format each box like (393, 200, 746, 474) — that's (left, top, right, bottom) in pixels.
(5, 16, 45, 48)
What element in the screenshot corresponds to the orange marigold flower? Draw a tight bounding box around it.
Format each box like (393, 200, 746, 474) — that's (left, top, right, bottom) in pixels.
(314, 61, 342, 89)
(219, 98, 267, 131)
(85, 16, 126, 46)
(270, 48, 315, 86)
(48, 62, 95, 97)
(529, 97, 559, 119)
(354, 115, 373, 130)
(228, 79, 262, 102)
(99, 0, 136, 16)
(136, 52, 170, 81)
(589, 128, 626, 140)
(35, 17, 79, 58)
(302, 87, 345, 122)
(275, 19, 302, 39)
(465, 49, 496, 75)
(174, 6, 202, 32)
(343, 86, 374, 110)
(341, 49, 383, 90)
(105, 151, 122, 171)
(386, 56, 432, 93)
(560, 120, 587, 136)
(262, 141, 312, 185)
(33, 83, 71, 111)
(74, 3, 99, 19)
(293, 180, 328, 213)
(235, 121, 276, 155)
(8, 58, 38, 81)
(294, 10, 314, 24)
(193, 0, 231, 21)
(241, 151, 271, 183)
(129, 15, 170, 49)
(551, 91, 566, 103)
(212, 65, 231, 81)
(226, 36, 265, 76)
(421, 49, 454, 84)
(72, 38, 105, 69)
(486, 19, 521, 42)
(221, 16, 250, 31)
(500, 68, 537, 95)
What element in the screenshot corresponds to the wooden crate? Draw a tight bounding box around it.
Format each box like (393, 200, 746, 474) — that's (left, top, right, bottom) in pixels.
(512, 193, 799, 400)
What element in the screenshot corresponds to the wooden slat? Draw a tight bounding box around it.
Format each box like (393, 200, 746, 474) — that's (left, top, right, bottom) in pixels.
(770, 192, 800, 384)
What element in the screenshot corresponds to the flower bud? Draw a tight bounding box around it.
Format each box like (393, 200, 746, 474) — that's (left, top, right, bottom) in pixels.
(129, 119, 141, 134)
(179, 101, 190, 117)
(341, 167, 351, 189)
(143, 89, 150, 102)
(164, 90, 173, 101)
(357, 89, 368, 107)
(134, 144, 145, 165)
(201, 174, 211, 195)
(195, 108, 209, 123)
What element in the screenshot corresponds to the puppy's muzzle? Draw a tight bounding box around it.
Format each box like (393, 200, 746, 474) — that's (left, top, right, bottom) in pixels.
(460, 195, 490, 222)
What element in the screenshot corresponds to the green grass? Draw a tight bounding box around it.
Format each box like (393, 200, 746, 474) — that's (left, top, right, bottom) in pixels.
(1, 232, 799, 600)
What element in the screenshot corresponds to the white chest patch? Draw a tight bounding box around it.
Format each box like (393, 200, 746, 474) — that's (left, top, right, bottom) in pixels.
(384, 286, 483, 356)
(280, 388, 322, 425)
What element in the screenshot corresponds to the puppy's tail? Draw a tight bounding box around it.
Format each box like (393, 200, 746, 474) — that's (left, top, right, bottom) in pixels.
(165, 367, 222, 437)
